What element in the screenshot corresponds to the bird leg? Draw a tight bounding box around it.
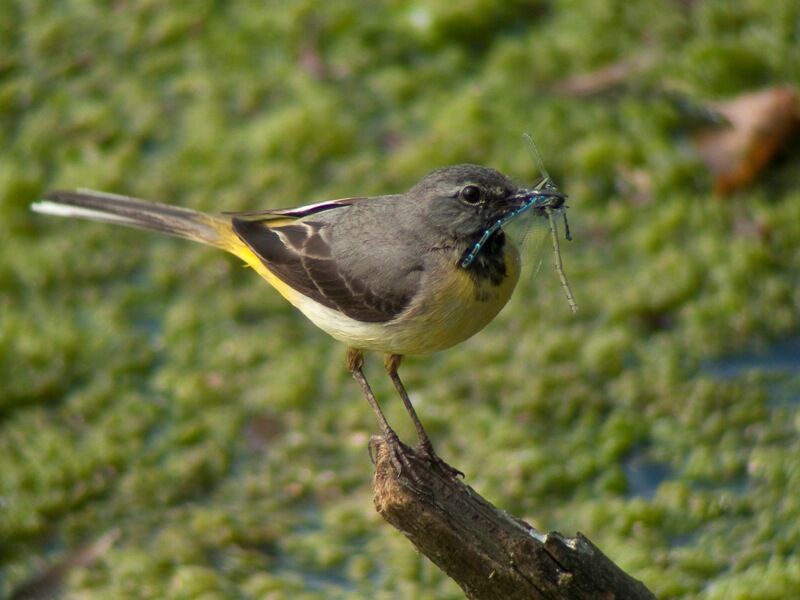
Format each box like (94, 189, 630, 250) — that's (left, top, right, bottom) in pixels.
(347, 348, 414, 478)
(384, 354, 464, 479)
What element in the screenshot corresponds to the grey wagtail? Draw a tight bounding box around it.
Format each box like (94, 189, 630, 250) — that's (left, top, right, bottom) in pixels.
(32, 165, 566, 475)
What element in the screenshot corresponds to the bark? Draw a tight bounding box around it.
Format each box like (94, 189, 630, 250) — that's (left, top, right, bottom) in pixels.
(370, 437, 656, 600)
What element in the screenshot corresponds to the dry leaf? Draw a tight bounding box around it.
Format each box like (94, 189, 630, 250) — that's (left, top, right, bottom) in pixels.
(551, 55, 655, 96)
(692, 87, 800, 196)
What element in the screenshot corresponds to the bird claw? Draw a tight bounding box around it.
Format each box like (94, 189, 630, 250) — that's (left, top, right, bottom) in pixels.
(416, 440, 465, 479)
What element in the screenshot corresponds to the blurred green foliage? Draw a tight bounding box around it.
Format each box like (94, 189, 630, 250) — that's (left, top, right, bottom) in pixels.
(2, 0, 800, 598)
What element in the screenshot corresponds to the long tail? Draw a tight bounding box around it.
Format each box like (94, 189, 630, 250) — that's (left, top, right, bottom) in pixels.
(31, 189, 235, 251)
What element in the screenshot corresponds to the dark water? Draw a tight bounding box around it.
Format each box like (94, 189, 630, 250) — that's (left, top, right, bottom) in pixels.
(624, 337, 800, 499)
(701, 337, 800, 381)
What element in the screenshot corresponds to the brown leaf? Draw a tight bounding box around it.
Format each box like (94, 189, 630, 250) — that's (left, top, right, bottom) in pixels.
(693, 87, 800, 196)
(9, 529, 120, 600)
(550, 55, 656, 96)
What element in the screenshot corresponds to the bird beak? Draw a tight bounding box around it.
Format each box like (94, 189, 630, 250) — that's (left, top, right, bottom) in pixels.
(505, 187, 566, 216)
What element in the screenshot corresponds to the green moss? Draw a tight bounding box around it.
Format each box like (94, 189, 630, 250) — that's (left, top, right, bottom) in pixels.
(2, 0, 800, 597)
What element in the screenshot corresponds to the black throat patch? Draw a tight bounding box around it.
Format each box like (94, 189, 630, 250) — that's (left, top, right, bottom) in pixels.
(463, 230, 507, 286)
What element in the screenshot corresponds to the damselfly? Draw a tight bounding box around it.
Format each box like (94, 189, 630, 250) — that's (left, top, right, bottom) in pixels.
(523, 133, 578, 314)
(461, 136, 578, 313)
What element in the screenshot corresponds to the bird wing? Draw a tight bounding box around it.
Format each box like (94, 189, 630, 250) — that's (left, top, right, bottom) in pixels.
(231, 217, 413, 323)
(222, 197, 369, 220)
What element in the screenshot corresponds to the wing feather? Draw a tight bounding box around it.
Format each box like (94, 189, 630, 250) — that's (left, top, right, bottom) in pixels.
(223, 197, 368, 220)
(231, 217, 411, 323)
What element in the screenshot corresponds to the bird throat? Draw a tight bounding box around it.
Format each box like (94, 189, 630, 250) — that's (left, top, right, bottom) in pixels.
(463, 230, 507, 286)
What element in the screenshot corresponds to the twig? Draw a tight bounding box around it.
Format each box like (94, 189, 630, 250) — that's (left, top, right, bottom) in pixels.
(371, 437, 655, 600)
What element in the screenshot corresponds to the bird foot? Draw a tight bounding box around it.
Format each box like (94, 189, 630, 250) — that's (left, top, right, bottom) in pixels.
(415, 440, 465, 479)
(369, 434, 464, 503)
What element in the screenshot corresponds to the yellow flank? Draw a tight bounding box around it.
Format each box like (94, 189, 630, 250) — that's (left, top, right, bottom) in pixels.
(213, 223, 306, 307)
(379, 241, 521, 355)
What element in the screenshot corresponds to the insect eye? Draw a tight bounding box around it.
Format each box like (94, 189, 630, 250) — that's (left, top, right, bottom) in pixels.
(460, 185, 482, 205)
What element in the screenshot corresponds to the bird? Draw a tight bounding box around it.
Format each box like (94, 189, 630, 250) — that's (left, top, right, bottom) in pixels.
(31, 164, 566, 477)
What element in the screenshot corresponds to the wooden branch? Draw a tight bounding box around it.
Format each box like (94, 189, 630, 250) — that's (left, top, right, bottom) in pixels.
(370, 437, 655, 600)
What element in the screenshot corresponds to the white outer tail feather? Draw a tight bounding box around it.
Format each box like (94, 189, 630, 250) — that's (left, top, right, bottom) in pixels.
(31, 200, 143, 227)
(31, 188, 227, 248)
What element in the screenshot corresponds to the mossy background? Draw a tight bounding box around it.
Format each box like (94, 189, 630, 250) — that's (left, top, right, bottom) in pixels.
(2, 1, 800, 598)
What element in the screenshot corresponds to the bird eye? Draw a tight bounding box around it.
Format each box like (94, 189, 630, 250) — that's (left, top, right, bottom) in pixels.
(460, 185, 482, 204)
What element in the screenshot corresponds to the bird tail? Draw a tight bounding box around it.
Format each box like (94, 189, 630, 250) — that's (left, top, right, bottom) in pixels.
(31, 189, 237, 252)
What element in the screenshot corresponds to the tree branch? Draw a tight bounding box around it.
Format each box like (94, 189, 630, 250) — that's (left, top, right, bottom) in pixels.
(370, 437, 655, 600)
